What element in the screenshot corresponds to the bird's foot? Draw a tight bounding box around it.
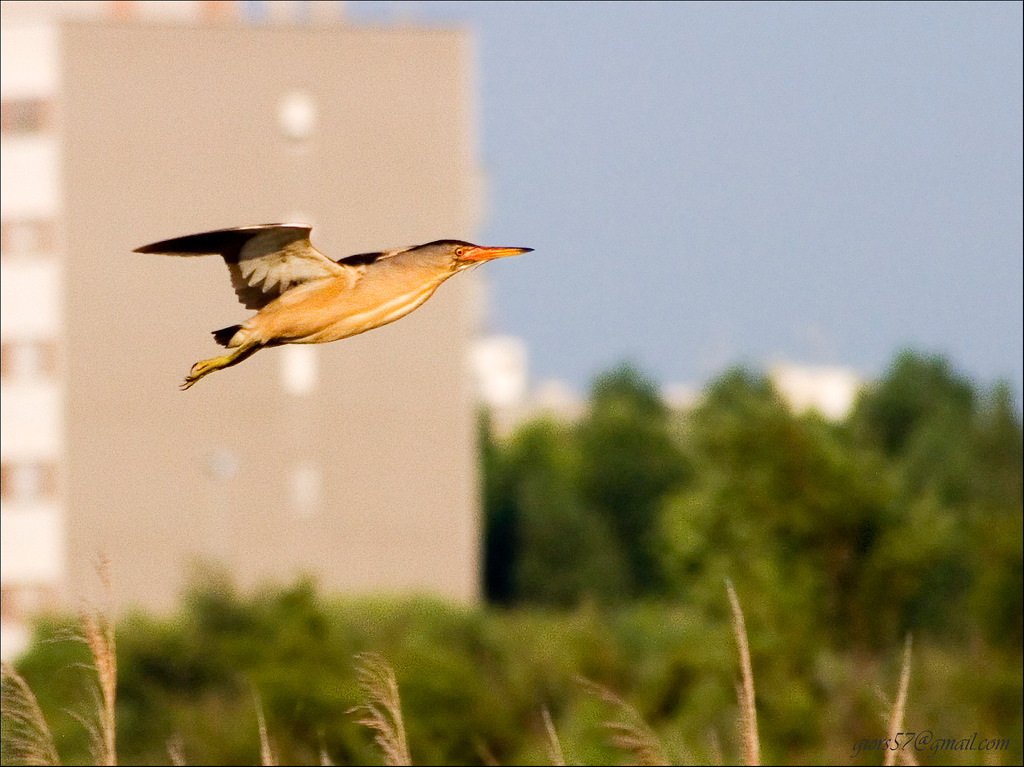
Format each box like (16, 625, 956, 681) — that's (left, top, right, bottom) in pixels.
(180, 355, 227, 390)
(179, 342, 261, 390)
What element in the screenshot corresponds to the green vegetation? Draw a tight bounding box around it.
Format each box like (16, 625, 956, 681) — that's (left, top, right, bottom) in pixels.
(3, 350, 1021, 765)
(486, 352, 1021, 646)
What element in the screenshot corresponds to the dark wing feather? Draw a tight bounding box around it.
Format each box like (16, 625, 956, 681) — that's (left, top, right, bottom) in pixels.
(133, 225, 276, 260)
(337, 251, 388, 267)
(135, 224, 357, 310)
(335, 246, 413, 268)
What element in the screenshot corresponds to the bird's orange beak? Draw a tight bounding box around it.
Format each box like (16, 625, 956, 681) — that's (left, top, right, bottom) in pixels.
(461, 245, 533, 262)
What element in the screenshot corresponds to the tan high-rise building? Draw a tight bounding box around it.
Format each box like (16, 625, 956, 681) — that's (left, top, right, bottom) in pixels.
(1, 1, 484, 657)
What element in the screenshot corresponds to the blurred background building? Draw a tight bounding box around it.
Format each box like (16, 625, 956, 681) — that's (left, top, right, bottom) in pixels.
(472, 337, 860, 436)
(1, 0, 486, 658)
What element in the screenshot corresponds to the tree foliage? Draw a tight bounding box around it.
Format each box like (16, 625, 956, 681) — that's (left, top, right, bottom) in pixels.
(484, 364, 687, 604)
(485, 351, 1022, 653)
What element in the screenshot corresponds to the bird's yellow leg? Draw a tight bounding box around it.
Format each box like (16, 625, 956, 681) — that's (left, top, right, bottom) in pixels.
(181, 342, 262, 390)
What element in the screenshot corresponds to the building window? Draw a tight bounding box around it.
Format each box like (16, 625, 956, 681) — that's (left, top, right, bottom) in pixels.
(0, 99, 52, 136)
(1, 585, 60, 623)
(240, 0, 268, 23)
(0, 461, 59, 504)
(0, 220, 56, 257)
(202, 447, 239, 481)
(108, 1, 136, 20)
(290, 459, 321, 517)
(279, 91, 317, 141)
(280, 344, 318, 395)
(0, 340, 60, 380)
(200, 1, 236, 21)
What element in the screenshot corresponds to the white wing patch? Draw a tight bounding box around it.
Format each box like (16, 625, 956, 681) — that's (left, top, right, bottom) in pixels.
(229, 229, 355, 310)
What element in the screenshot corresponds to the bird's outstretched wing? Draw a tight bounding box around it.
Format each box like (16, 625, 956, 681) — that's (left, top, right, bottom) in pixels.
(134, 224, 358, 310)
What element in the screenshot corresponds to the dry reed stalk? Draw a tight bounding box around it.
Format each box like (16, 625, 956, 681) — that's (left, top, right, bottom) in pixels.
(78, 611, 116, 766)
(540, 708, 566, 766)
(349, 653, 411, 766)
(253, 690, 277, 766)
(317, 731, 333, 766)
(883, 635, 914, 767)
(75, 560, 117, 766)
(708, 729, 724, 766)
(474, 739, 501, 767)
(0, 660, 61, 766)
(579, 678, 670, 766)
(166, 735, 186, 766)
(726, 579, 759, 767)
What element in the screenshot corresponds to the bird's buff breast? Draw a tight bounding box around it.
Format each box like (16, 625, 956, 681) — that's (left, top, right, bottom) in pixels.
(252, 275, 446, 345)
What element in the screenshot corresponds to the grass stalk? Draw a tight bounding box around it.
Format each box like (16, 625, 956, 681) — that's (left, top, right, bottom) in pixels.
(349, 653, 411, 766)
(253, 689, 277, 766)
(540, 708, 566, 766)
(883, 635, 914, 767)
(579, 678, 670, 766)
(76, 560, 117, 766)
(727, 579, 759, 767)
(0, 660, 61, 766)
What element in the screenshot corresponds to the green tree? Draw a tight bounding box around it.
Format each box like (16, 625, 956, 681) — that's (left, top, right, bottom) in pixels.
(483, 364, 686, 605)
(481, 409, 519, 604)
(851, 351, 1023, 647)
(659, 369, 893, 647)
(576, 364, 690, 597)
(484, 416, 631, 607)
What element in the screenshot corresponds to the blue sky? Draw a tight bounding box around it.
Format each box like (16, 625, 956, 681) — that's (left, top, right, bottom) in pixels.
(348, 1, 1023, 400)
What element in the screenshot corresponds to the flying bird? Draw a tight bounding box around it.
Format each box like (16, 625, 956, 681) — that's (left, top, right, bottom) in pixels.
(134, 224, 532, 389)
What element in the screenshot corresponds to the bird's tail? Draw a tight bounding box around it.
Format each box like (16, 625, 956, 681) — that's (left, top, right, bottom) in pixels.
(212, 325, 242, 347)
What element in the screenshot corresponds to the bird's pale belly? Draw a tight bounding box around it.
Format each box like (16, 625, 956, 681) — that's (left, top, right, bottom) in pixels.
(252, 276, 445, 345)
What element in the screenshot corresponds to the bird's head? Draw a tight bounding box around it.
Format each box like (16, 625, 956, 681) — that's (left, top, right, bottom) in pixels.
(414, 239, 533, 270)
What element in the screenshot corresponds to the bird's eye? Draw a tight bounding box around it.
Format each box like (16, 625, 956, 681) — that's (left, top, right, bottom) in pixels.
(455, 247, 466, 257)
